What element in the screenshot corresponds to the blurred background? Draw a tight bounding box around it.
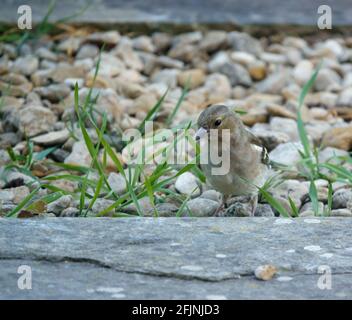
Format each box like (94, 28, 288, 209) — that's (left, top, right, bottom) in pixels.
(0, 0, 350, 27)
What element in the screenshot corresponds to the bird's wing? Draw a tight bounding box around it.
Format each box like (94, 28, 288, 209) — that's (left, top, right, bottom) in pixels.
(245, 129, 270, 166)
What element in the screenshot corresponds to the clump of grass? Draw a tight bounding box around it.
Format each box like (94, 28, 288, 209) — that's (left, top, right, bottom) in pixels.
(259, 63, 352, 217)
(5, 50, 198, 218)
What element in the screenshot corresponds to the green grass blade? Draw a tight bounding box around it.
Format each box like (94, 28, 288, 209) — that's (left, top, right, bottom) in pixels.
(288, 196, 299, 217)
(6, 187, 40, 217)
(309, 180, 319, 215)
(85, 175, 104, 217)
(166, 82, 189, 126)
(138, 89, 168, 135)
(258, 188, 290, 218)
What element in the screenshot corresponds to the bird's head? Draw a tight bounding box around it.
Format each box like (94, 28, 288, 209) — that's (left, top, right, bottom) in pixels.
(195, 104, 240, 141)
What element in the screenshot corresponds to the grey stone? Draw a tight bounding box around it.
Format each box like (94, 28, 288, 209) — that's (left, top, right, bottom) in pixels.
(133, 36, 155, 52)
(330, 209, 352, 217)
(338, 87, 352, 105)
(86, 31, 121, 46)
(199, 31, 228, 52)
(269, 142, 304, 166)
(0, 186, 29, 204)
(227, 31, 262, 56)
(47, 195, 74, 215)
(12, 55, 39, 76)
(107, 172, 127, 195)
(184, 198, 220, 217)
(200, 190, 222, 203)
(0, 132, 20, 149)
(121, 197, 154, 216)
(217, 62, 252, 87)
(17, 105, 57, 137)
(31, 129, 70, 146)
(76, 44, 99, 59)
(256, 70, 289, 94)
(64, 141, 91, 167)
(314, 68, 341, 92)
(60, 207, 80, 217)
(91, 199, 115, 215)
(251, 126, 290, 151)
(225, 202, 253, 217)
(35, 47, 58, 61)
(57, 38, 82, 53)
(300, 201, 325, 215)
(254, 204, 275, 217)
(2, 217, 352, 299)
(207, 52, 231, 73)
(157, 56, 184, 69)
(34, 84, 71, 103)
(147, 203, 179, 217)
(151, 69, 179, 88)
(333, 189, 352, 209)
(0, 150, 11, 167)
(0, 202, 16, 216)
(50, 149, 69, 162)
(318, 147, 349, 164)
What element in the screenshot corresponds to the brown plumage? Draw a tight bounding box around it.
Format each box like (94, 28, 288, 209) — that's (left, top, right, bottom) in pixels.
(195, 104, 269, 214)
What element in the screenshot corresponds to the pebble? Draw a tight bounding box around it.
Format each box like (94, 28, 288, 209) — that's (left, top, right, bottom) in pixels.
(293, 60, 314, 86)
(228, 31, 262, 56)
(31, 129, 70, 146)
(254, 204, 275, 217)
(321, 126, 352, 150)
(217, 62, 252, 87)
(17, 105, 57, 137)
(0, 186, 30, 204)
(200, 190, 222, 203)
(177, 69, 205, 89)
(107, 172, 127, 195)
(86, 31, 121, 46)
(254, 265, 277, 281)
(184, 198, 220, 217)
(304, 245, 322, 252)
(34, 84, 71, 102)
(269, 142, 304, 166)
(47, 195, 74, 215)
(91, 199, 116, 215)
(330, 209, 352, 217)
(314, 68, 341, 92)
(64, 141, 92, 167)
(175, 172, 201, 197)
(12, 55, 39, 75)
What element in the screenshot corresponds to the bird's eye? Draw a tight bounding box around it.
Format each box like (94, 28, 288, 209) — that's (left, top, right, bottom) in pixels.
(214, 119, 222, 127)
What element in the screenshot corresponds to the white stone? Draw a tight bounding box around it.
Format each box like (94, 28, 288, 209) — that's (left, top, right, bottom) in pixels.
(304, 245, 322, 252)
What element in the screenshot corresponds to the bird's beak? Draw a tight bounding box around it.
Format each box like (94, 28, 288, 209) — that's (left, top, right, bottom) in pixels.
(194, 127, 207, 141)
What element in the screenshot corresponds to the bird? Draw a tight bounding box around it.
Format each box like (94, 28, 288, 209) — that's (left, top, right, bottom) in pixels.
(194, 104, 270, 216)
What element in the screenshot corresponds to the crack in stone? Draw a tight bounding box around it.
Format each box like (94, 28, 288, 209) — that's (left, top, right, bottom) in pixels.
(0, 254, 246, 282)
(3, 254, 352, 283)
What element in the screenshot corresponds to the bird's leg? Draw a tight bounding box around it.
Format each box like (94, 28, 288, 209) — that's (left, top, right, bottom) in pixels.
(249, 194, 258, 216)
(214, 194, 229, 217)
(225, 194, 257, 217)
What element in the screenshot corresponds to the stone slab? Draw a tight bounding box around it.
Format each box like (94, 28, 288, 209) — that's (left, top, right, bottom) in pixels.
(1, 217, 352, 299)
(0, 0, 350, 26)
